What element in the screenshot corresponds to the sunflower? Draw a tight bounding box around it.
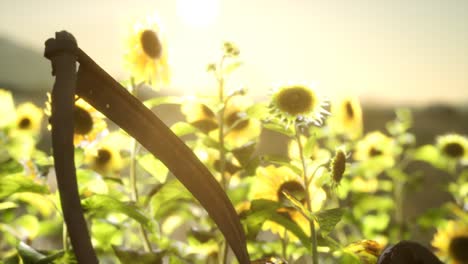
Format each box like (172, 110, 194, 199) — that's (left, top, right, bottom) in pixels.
(270, 84, 328, 127)
(354, 131, 394, 161)
(85, 143, 123, 176)
(124, 15, 169, 87)
(432, 220, 468, 264)
(181, 96, 261, 147)
(222, 96, 261, 147)
(45, 96, 107, 145)
(436, 134, 468, 162)
(73, 99, 107, 145)
(0, 88, 16, 128)
(343, 240, 383, 264)
(350, 176, 379, 193)
(180, 101, 218, 133)
(330, 147, 347, 186)
(287, 135, 331, 163)
(330, 96, 363, 140)
(252, 165, 326, 240)
(14, 102, 43, 135)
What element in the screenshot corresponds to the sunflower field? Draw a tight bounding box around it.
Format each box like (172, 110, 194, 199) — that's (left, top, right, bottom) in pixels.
(1, 16, 468, 264)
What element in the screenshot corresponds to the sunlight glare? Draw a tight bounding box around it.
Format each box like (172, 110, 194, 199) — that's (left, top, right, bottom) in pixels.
(176, 0, 219, 28)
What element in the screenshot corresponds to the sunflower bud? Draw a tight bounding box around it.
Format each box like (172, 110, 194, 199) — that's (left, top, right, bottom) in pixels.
(330, 148, 347, 185)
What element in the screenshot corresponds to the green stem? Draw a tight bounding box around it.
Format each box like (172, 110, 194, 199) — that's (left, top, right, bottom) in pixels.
(295, 124, 318, 264)
(222, 241, 229, 264)
(281, 228, 289, 260)
(62, 222, 69, 251)
(129, 79, 153, 252)
(392, 152, 410, 242)
(215, 56, 230, 264)
(217, 56, 227, 191)
(393, 177, 404, 241)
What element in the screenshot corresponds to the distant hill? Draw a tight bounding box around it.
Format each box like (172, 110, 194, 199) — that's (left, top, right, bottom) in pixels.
(0, 35, 52, 101)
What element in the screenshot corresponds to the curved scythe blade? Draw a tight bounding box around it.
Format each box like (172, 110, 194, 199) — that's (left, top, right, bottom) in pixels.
(75, 49, 250, 264)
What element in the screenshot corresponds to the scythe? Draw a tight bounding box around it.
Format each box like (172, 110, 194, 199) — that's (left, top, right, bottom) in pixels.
(44, 31, 250, 264)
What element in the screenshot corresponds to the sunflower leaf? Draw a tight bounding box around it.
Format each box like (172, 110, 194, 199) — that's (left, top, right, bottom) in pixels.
(231, 141, 257, 166)
(17, 242, 46, 264)
(262, 122, 294, 137)
(223, 60, 243, 75)
(14, 215, 40, 240)
(317, 235, 342, 250)
(82, 194, 150, 228)
(112, 245, 165, 264)
(0, 158, 23, 177)
(0, 201, 17, 211)
(244, 199, 311, 249)
(282, 191, 312, 221)
(170, 122, 198, 137)
(314, 208, 345, 235)
(143, 96, 181, 108)
(411, 144, 447, 169)
(246, 103, 270, 120)
(0, 173, 48, 199)
(138, 154, 169, 183)
(260, 155, 302, 175)
(150, 180, 193, 219)
(303, 136, 317, 159)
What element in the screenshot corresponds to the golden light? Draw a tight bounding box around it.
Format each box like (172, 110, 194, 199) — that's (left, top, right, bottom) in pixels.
(176, 0, 219, 28)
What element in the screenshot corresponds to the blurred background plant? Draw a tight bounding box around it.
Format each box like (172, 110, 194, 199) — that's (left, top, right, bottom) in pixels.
(1, 5, 468, 264)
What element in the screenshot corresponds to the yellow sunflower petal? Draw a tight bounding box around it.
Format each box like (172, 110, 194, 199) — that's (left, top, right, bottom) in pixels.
(85, 142, 123, 176)
(252, 165, 326, 241)
(0, 88, 16, 128)
(436, 134, 468, 162)
(73, 99, 107, 145)
(270, 84, 328, 127)
(432, 220, 468, 263)
(124, 15, 170, 88)
(354, 131, 394, 161)
(330, 96, 363, 140)
(14, 102, 43, 135)
(223, 96, 261, 147)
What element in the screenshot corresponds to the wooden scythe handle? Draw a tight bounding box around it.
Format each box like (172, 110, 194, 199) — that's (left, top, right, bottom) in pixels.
(45, 31, 250, 264)
(76, 47, 250, 264)
(44, 31, 99, 263)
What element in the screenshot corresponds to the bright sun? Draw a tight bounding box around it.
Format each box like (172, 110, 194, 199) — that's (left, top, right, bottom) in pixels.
(176, 0, 219, 28)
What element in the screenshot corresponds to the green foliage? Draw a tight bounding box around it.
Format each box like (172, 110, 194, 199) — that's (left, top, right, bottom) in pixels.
(113, 246, 164, 264)
(137, 154, 169, 183)
(243, 199, 311, 249)
(82, 194, 150, 228)
(0, 173, 48, 199)
(1, 38, 466, 264)
(315, 208, 345, 235)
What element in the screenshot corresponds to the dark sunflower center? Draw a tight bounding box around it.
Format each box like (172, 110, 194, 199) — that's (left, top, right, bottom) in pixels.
(74, 106, 93, 135)
(18, 117, 32, 129)
(225, 112, 249, 131)
(369, 147, 383, 157)
(442, 142, 465, 158)
(276, 86, 315, 116)
(449, 236, 468, 262)
(140, 30, 162, 59)
(277, 181, 306, 205)
(345, 101, 354, 119)
(95, 149, 112, 166)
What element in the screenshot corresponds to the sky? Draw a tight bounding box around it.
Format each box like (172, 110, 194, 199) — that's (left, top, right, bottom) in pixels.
(1, 0, 467, 105)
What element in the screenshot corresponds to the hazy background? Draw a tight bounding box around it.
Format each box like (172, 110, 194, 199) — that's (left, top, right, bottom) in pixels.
(1, 0, 468, 247)
(1, 0, 467, 105)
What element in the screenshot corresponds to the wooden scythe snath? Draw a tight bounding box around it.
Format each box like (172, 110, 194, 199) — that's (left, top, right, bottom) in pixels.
(44, 31, 250, 264)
